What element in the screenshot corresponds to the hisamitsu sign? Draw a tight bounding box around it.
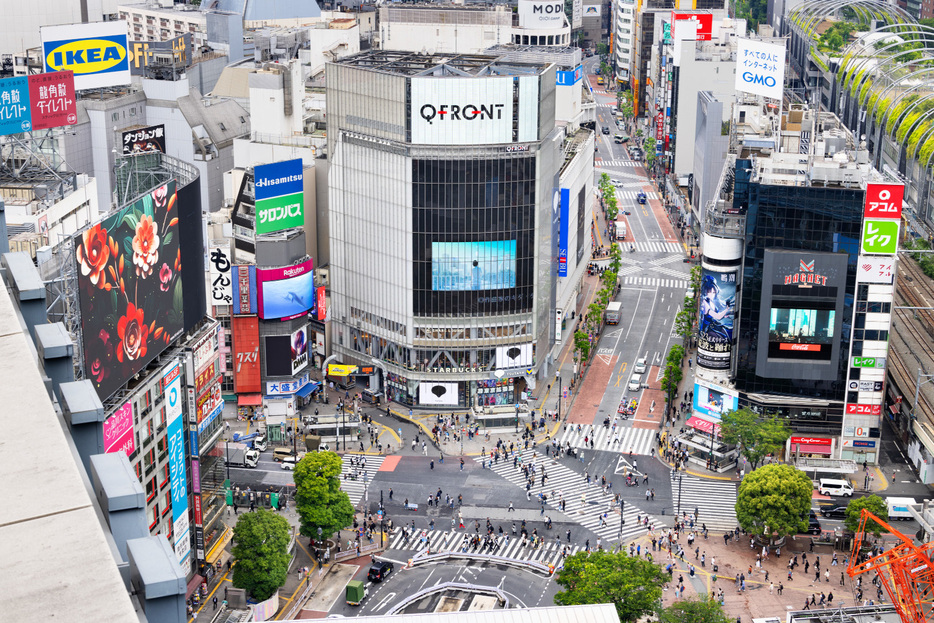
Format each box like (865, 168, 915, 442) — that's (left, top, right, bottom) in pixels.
(254, 158, 305, 235)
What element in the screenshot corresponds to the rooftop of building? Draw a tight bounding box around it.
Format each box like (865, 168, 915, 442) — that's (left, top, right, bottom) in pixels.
(485, 44, 582, 68)
(334, 50, 550, 76)
(379, 1, 511, 12)
(117, 1, 207, 18)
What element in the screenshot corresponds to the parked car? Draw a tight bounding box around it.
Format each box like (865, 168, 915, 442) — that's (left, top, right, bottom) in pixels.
(819, 505, 848, 519)
(368, 561, 394, 582)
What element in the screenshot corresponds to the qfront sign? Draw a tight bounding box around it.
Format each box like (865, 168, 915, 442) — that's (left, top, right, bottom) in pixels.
(734, 38, 785, 100)
(254, 158, 304, 235)
(41, 21, 131, 90)
(410, 77, 515, 145)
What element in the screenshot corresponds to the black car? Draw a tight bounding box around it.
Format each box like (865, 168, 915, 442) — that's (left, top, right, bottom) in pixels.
(367, 561, 394, 582)
(820, 505, 848, 519)
(602, 126, 610, 135)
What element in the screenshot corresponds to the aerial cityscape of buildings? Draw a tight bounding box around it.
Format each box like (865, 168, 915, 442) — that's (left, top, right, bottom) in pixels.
(3, 0, 934, 621)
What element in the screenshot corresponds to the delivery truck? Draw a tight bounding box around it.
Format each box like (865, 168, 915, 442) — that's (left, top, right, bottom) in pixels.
(225, 442, 259, 468)
(887, 497, 917, 521)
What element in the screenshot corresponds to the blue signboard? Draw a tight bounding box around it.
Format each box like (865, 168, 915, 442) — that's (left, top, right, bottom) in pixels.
(558, 188, 570, 277)
(163, 363, 190, 571)
(851, 439, 876, 448)
(0, 76, 31, 135)
(556, 65, 583, 86)
(254, 158, 304, 200)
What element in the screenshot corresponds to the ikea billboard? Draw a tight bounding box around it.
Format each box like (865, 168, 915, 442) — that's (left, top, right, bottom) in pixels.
(41, 22, 131, 90)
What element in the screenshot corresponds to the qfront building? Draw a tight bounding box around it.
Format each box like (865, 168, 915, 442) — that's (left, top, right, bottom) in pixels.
(327, 51, 563, 408)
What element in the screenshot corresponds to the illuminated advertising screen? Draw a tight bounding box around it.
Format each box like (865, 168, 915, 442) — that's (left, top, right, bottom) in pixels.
(768, 307, 836, 360)
(693, 381, 738, 422)
(697, 269, 736, 370)
(419, 382, 459, 406)
(232, 316, 261, 393)
(291, 327, 309, 375)
(257, 259, 314, 320)
(265, 335, 291, 377)
(76, 181, 183, 400)
(431, 241, 517, 291)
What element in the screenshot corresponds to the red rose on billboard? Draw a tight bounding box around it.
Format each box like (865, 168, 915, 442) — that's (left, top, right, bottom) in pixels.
(117, 302, 150, 363)
(76, 224, 111, 288)
(160, 262, 173, 292)
(132, 214, 160, 278)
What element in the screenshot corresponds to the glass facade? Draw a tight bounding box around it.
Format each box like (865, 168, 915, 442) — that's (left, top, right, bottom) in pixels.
(412, 157, 536, 316)
(733, 167, 863, 409)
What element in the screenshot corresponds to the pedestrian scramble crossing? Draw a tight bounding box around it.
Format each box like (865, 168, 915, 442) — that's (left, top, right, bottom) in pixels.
(557, 424, 655, 455)
(625, 241, 684, 254)
(385, 528, 586, 567)
(669, 473, 738, 532)
(339, 454, 384, 507)
(621, 277, 690, 289)
(478, 450, 659, 543)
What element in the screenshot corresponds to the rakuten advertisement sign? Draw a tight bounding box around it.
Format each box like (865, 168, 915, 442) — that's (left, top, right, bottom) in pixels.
(735, 38, 785, 100)
(864, 183, 904, 220)
(163, 362, 190, 575)
(518, 0, 566, 28)
(411, 77, 515, 145)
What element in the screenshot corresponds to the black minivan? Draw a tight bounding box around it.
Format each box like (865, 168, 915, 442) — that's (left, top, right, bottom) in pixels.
(367, 561, 394, 582)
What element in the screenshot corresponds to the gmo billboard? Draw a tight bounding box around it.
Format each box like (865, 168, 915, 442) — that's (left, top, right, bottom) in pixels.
(76, 181, 184, 400)
(41, 21, 131, 90)
(254, 158, 304, 235)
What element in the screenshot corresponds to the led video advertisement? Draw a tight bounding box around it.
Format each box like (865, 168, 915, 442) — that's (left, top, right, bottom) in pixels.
(257, 259, 314, 320)
(431, 241, 517, 291)
(76, 181, 183, 400)
(768, 307, 836, 360)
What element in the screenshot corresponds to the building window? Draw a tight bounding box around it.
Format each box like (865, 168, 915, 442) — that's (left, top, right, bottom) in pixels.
(149, 506, 159, 530)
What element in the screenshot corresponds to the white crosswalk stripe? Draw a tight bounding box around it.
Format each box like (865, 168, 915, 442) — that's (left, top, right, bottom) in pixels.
(557, 424, 655, 455)
(670, 473, 738, 532)
(597, 160, 641, 168)
(629, 241, 684, 254)
(616, 190, 659, 201)
(385, 528, 586, 567)
(338, 455, 385, 507)
(622, 277, 690, 289)
(477, 450, 659, 543)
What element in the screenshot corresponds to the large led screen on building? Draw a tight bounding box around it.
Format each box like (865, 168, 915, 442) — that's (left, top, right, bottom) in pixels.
(692, 381, 738, 421)
(257, 259, 314, 320)
(431, 241, 517, 291)
(76, 181, 183, 400)
(696, 269, 736, 370)
(767, 307, 836, 360)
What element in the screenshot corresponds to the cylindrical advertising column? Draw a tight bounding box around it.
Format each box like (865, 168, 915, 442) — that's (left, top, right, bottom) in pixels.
(697, 233, 742, 379)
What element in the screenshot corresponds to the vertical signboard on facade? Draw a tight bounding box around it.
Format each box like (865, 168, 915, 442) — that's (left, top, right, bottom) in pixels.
(864, 183, 904, 220)
(103, 402, 135, 455)
(558, 188, 570, 277)
(734, 38, 785, 100)
(254, 158, 305, 235)
(41, 21, 131, 90)
(232, 265, 258, 315)
(162, 362, 189, 574)
(28, 71, 77, 130)
(0, 76, 32, 135)
(232, 316, 262, 393)
(209, 245, 233, 306)
(316, 285, 327, 321)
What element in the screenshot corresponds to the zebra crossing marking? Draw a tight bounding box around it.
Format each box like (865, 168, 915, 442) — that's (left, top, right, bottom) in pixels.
(670, 473, 738, 532)
(557, 424, 655, 455)
(622, 277, 690, 289)
(339, 454, 385, 507)
(596, 160, 641, 168)
(617, 190, 659, 201)
(385, 528, 584, 567)
(478, 450, 659, 542)
(629, 241, 685, 254)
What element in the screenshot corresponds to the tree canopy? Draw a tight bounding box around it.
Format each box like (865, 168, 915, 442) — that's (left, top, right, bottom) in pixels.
(735, 463, 813, 538)
(231, 508, 292, 601)
(845, 494, 889, 535)
(293, 451, 355, 540)
(555, 550, 668, 622)
(719, 407, 791, 468)
(658, 597, 732, 623)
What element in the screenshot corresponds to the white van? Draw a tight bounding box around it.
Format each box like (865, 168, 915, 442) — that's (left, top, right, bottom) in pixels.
(818, 478, 854, 497)
(616, 221, 627, 239)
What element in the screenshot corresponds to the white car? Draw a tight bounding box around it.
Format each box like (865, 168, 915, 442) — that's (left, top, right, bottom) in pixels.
(281, 456, 300, 470)
(611, 179, 624, 188)
(628, 374, 642, 392)
(633, 358, 647, 374)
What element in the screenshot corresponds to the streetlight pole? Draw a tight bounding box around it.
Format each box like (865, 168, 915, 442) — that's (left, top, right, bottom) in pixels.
(341, 401, 346, 453)
(225, 438, 230, 482)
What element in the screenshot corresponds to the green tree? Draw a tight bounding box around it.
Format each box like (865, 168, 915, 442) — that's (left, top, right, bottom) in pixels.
(596, 43, 609, 56)
(845, 495, 889, 535)
(658, 597, 732, 623)
(294, 451, 355, 540)
(574, 330, 592, 361)
(554, 550, 668, 622)
(609, 243, 622, 274)
(231, 509, 292, 601)
(720, 407, 791, 468)
(735, 464, 813, 538)
(643, 136, 657, 168)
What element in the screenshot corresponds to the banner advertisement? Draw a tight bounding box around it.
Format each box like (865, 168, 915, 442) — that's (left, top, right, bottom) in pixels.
(316, 285, 327, 321)
(128, 34, 192, 76)
(556, 65, 583, 86)
(861, 219, 900, 255)
(209, 245, 233, 305)
(328, 363, 357, 377)
(583, 5, 601, 17)
(856, 257, 895, 284)
(315, 330, 325, 356)
(671, 12, 713, 41)
(692, 381, 738, 421)
(697, 269, 736, 370)
(103, 402, 135, 455)
(266, 372, 310, 396)
(864, 183, 903, 219)
(572, 0, 583, 29)
(410, 77, 515, 146)
(232, 316, 262, 393)
(256, 259, 314, 320)
(197, 384, 222, 422)
(558, 188, 570, 277)
(735, 38, 785, 100)
(291, 327, 309, 375)
(0, 72, 79, 137)
(0, 76, 32, 135)
(122, 123, 165, 155)
(162, 362, 189, 573)
(254, 158, 305, 235)
(41, 21, 131, 90)
(518, 0, 566, 28)
(419, 382, 459, 406)
(496, 343, 534, 369)
(232, 265, 257, 315)
(195, 359, 217, 395)
(192, 326, 219, 372)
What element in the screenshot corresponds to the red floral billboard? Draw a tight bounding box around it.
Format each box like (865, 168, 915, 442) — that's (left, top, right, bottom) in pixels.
(76, 180, 184, 400)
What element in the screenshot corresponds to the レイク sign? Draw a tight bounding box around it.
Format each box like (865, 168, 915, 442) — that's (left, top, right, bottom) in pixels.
(254, 158, 305, 235)
(864, 183, 904, 219)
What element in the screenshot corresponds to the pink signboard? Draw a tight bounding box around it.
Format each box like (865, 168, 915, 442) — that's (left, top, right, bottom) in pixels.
(103, 402, 135, 455)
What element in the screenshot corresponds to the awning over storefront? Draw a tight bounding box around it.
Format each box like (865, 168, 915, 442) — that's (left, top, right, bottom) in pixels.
(791, 444, 832, 455)
(295, 381, 320, 399)
(238, 393, 262, 406)
(185, 573, 204, 598)
(686, 416, 720, 436)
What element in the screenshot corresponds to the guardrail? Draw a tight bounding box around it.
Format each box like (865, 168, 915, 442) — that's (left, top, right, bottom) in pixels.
(333, 542, 381, 563)
(386, 581, 510, 615)
(407, 549, 554, 576)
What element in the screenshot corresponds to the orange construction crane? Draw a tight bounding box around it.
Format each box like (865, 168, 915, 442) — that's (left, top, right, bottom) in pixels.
(846, 508, 934, 623)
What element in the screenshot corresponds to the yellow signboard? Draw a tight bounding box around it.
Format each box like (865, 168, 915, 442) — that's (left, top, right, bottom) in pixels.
(328, 363, 358, 377)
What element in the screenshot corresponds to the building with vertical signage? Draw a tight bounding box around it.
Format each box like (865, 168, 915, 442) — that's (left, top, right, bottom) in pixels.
(692, 108, 898, 466)
(326, 51, 565, 408)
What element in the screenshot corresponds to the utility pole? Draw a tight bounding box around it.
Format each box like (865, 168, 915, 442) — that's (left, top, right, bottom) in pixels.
(380, 490, 385, 548)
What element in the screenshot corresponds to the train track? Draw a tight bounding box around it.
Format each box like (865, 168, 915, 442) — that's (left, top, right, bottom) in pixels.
(891, 255, 934, 416)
